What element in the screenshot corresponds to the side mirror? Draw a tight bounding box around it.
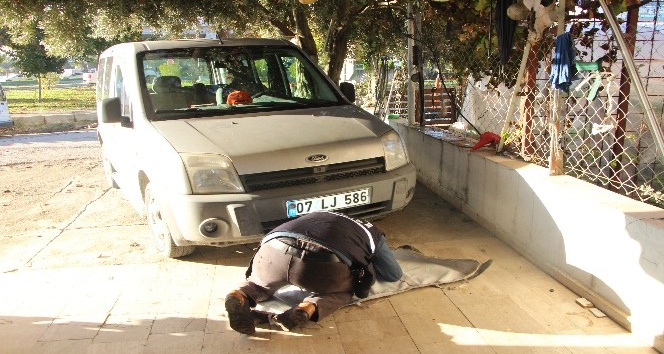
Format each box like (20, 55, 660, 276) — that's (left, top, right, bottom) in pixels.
(339, 82, 356, 103)
(100, 97, 131, 127)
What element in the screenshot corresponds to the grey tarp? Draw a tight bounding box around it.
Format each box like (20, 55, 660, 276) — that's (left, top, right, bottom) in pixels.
(254, 246, 493, 315)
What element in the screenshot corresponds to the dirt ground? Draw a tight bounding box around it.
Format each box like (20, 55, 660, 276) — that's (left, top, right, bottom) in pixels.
(0, 126, 486, 275)
(0, 129, 480, 273)
(0, 129, 157, 272)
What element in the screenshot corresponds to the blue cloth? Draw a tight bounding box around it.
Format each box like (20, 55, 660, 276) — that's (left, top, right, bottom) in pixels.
(549, 32, 577, 92)
(373, 235, 403, 281)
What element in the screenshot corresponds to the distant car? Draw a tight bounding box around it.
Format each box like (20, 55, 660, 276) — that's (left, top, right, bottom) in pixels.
(0, 83, 12, 127)
(96, 38, 416, 258)
(60, 69, 84, 78)
(4, 74, 24, 81)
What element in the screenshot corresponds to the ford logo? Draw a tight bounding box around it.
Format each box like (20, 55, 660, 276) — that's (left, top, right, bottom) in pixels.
(305, 154, 328, 163)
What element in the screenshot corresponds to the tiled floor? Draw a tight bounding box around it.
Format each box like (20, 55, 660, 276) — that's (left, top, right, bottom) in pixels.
(0, 185, 658, 353)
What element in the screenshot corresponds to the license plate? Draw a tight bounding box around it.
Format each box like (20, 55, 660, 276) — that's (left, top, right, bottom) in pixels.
(286, 188, 371, 218)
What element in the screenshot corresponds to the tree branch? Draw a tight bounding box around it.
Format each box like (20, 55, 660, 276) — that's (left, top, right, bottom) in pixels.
(253, 0, 296, 37)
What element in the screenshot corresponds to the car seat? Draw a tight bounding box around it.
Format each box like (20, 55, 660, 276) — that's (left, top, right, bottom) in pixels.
(150, 76, 189, 110)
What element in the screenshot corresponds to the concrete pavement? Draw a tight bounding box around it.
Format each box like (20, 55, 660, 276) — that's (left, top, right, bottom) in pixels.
(0, 184, 657, 354)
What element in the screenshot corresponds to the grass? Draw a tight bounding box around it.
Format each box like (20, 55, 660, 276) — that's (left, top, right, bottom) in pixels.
(4, 86, 96, 113)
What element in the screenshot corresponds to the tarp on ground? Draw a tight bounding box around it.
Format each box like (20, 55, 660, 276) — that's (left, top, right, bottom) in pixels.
(254, 245, 493, 314)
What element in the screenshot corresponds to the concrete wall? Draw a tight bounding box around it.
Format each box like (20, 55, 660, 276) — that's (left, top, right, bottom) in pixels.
(392, 120, 664, 351)
(10, 110, 96, 128)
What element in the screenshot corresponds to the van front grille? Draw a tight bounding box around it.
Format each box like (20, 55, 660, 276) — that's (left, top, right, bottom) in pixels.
(241, 158, 385, 192)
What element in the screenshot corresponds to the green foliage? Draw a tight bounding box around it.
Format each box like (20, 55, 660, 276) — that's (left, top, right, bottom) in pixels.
(9, 0, 631, 90)
(473, 0, 491, 12)
(157, 62, 182, 77)
(41, 73, 60, 90)
(421, 1, 528, 89)
(9, 25, 67, 79)
(637, 184, 664, 208)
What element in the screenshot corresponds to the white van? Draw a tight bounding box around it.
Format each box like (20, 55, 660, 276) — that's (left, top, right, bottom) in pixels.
(96, 38, 416, 258)
(0, 83, 11, 127)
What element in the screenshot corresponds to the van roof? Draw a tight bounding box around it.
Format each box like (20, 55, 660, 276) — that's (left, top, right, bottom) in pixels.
(100, 38, 294, 56)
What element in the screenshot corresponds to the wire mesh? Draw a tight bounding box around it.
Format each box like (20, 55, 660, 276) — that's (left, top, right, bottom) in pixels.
(417, 1, 664, 208)
(560, 3, 664, 206)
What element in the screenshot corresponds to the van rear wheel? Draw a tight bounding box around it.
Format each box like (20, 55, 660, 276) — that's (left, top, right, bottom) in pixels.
(145, 183, 195, 258)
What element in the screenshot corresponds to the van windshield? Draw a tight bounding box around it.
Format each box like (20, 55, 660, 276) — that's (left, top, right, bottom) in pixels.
(139, 45, 344, 118)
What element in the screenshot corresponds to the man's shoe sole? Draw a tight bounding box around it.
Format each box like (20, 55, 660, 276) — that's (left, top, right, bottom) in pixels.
(225, 296, 255, 335)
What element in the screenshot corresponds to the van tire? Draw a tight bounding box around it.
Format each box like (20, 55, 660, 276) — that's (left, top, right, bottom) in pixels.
(145, 182, 195, 258)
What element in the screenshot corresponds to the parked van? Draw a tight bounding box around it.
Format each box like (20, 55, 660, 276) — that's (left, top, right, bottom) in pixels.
(96, 38, 416, 258)
(0, 83, 12, 127)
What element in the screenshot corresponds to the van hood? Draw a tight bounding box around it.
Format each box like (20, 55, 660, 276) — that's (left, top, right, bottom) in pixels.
(151, 105, 392, 175)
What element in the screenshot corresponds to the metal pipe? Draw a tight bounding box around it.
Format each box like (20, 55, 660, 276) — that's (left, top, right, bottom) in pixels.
(497, 37, 533, 152)
(407, 0, 415, 126)
(521, 41, 540, 158)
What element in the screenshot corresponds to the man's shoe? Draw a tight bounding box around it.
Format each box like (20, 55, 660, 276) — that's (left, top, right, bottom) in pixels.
(225, 290, 255, 334)
(272, 302, 314, 332)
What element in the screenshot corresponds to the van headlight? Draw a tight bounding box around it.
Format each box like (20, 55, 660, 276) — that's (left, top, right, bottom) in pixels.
(181, 153, 244, 194)
(381, 131, 409, 171)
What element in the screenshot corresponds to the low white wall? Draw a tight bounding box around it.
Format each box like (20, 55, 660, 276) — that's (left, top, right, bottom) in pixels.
(392, 120, 664, 351)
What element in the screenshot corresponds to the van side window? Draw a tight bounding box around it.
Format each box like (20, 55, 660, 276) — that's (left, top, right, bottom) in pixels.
(114, 67, 131, 118)
(100, 57, 114, 100)
(95, 58, 104, 100)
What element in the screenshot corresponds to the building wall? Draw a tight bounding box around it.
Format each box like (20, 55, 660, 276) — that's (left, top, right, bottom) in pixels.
(392, 120, 664, 352)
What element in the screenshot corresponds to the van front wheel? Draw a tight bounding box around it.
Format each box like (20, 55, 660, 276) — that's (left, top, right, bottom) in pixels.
(145, 183, 195, 258)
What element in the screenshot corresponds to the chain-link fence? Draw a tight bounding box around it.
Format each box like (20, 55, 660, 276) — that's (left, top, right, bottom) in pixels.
(383, 1, 664, 208)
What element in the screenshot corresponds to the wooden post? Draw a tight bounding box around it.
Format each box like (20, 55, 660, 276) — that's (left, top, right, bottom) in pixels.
(549, 0, 568, 176)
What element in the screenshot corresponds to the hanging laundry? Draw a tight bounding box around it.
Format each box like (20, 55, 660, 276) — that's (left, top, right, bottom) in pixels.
(496, 0, 518, 65)
(549, 32, 578, 92)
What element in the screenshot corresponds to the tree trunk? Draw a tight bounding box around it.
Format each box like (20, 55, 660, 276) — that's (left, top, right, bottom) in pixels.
(293, 4, 318, 64)
(326, 30, 351, 84)
(38, 75, 42, 102)
(325, 0, 352, 84)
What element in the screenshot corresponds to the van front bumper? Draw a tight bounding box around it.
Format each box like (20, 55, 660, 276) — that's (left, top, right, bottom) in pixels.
(161, 163, 416, 247)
